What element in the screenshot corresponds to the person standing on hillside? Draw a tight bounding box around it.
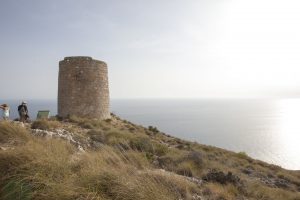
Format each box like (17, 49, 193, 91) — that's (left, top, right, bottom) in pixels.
(18, 101, 29, 122)
(0, 104, 10, 120)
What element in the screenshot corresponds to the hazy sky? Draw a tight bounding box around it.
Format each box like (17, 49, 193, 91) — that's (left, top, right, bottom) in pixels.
(1, 0, 300, 99)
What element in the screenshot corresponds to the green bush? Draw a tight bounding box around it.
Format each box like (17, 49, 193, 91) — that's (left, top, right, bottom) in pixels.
(148, 126, 159, 133)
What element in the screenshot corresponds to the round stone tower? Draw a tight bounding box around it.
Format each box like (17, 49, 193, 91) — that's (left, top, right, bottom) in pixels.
(58, 56, 110, 119)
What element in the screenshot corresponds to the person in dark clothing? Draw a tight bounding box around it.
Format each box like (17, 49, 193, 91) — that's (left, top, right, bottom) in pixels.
(18, 101, 29, 122)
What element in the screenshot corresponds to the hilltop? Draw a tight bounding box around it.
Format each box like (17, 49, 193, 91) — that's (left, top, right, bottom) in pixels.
(0, 115, 300, 200)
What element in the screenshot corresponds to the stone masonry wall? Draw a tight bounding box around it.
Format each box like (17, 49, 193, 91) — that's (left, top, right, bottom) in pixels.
(58, 56, 110, 119)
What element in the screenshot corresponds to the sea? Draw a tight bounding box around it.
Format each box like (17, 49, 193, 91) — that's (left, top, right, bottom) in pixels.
(2, 98, 300, 170)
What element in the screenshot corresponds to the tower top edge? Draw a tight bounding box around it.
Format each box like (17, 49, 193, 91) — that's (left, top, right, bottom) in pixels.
(60, 56, 106, 65)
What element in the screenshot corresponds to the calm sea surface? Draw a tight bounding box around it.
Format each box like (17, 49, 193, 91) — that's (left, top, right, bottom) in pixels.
(2, 99, 300, 170)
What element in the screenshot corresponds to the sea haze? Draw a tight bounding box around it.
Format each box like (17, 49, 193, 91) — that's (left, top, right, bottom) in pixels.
(3, 98, 300, 170)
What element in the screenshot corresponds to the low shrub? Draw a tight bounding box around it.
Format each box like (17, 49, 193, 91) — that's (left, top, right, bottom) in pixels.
(235, 152, 252, 162)
(122, 151, 150, 169)
(87, 129, 106, 143)
(129, 127, 136, 132)
(203, 183, 239, 200)
(105, 118, 112, 123)
(175, 162, 194, 177)
(67, 115, 84, 123)
(79, 121, 94, 129)
(153, 143, 169, 156)
(148, 126, 159, 133)
(129, 137, 153, 153)
(31, 120, 60, 130)
(185, 151, 204, 167)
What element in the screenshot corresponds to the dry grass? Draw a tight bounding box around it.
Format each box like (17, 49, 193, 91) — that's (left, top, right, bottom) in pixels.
(0, 118, 300, 200)
(0, 123, 200, 200)
(0, 142, 200, 199)
(203, 183, 240, 200)
(0, 121, 31, 143)
(31, 119, 61, 130)
(0, 139, 76, 199)
(247, 182, 300, 200)
(78, 148, 200, 200)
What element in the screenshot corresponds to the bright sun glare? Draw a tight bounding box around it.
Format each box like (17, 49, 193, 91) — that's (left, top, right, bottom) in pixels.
(208, 0, 300, 97)
(276, 99, 300, 169)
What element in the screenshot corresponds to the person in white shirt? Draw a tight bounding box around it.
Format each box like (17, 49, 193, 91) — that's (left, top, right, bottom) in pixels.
(0, 104, 10, 120)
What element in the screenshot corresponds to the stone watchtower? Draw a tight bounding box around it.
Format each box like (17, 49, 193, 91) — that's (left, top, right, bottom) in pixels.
(58, 56, 110, 119)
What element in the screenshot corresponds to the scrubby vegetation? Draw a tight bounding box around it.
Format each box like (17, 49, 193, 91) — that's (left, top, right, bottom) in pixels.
(31, 119, 60, 130)
(0, 116, 300, 200)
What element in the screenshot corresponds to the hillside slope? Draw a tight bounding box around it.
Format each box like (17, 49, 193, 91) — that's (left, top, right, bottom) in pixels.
(0, 115, 300, 200)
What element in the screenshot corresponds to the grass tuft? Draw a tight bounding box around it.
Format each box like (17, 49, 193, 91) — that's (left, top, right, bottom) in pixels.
(0, 121, 31, 143)
(31, 120, 60, 130)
